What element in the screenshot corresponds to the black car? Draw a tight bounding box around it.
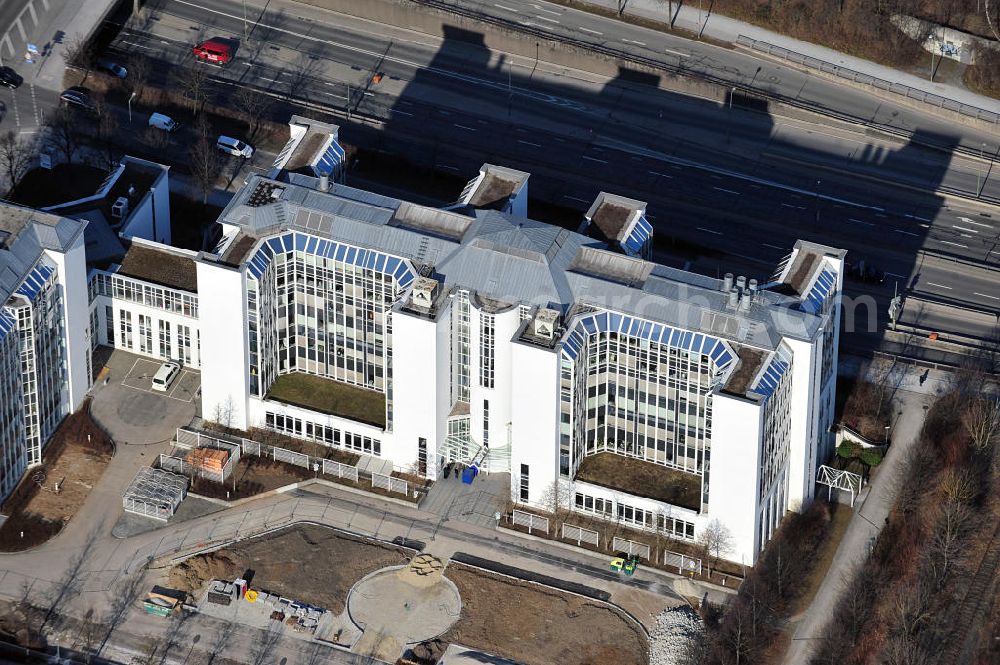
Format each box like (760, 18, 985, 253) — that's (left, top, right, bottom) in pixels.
(846, 259, 885, 285)
(0, 66, 23, 89)
(60, 86, 96, 111)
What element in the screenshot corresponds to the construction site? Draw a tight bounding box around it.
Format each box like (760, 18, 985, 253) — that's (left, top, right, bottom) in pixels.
(164, 524, 649, 665)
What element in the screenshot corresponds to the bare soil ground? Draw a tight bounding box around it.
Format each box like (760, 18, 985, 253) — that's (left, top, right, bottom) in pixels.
(168, 524, 410, 614)
(440, 564, 648, 665)
(187, 456, 312, 500)
(0, 401, 114, 551)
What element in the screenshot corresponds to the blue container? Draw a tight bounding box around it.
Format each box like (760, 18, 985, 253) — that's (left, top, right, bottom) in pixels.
(461, 467, 475, 484)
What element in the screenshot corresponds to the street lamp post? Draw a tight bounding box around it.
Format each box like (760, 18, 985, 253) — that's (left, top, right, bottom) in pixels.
(127, 91, 136, 123)
(884, 425, 890, 446)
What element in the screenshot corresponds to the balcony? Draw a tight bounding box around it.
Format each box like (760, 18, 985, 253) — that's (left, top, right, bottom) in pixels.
(574, 452, 702, 512)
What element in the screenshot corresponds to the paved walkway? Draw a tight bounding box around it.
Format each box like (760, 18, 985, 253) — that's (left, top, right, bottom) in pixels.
(579, 0, 1000, 113)
(782, 385, 933, 664)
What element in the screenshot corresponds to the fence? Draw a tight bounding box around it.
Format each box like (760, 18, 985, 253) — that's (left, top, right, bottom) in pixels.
(273, 446, 310, 469)
(736, 35, 1000, 126)
(562, 523, 599, 547)
(511, 509, 549, 535)
(174, 427, 416, 497)
(371, 472, 408, 496)
(612, 537, 651, 561)
(664, 550, 703, 576)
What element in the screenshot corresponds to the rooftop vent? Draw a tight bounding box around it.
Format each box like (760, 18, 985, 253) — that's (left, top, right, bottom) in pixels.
(533, 308, 560, 339)
(723, 272, 734, 292)
(410, 277, 438, 309)
(111, 196, 129, 220)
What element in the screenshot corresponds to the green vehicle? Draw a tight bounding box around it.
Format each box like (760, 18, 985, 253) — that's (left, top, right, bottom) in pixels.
(609, 554, 640, 576)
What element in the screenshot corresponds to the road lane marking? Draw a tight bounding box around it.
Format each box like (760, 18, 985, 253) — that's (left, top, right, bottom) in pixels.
(582, 156, 608, 163)
(781, 203, 796, 208)
(974, 292, 1000, 300)
(958, 216, 992, 228)
(938, 240, 968, 248)
(847, 218, 874, 226)
(926, 282, 952, 290)
(622, 39, 646, 46)
(697, 227, 722, 235)
(391, 109, 413, 116)
(762, 243, 785, 250)
(494, 3, 518, 11)
(535, 15, 560, 23)
(664, 47, 688, 58)
(454, 124, 476, 131)
(648, 171, 672, 178)
(518, 140, 541, 147)
(885, 272, 908, 279)
(893, 229, 919, 236)
(579, 27, 603, 35)
(953, 226, 979, 233)
(565, 195, 590, 203)
(713, 187, 740, 194)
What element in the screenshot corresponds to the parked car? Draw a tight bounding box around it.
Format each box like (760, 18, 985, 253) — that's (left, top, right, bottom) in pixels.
(60, 86, 96, 111)
(151, 361, 180, 392)
(193, 39, 233, 65)
(0, 66, 23, 89)
(216, 135, 253, 158)
(846, 259, 885, 285)
(96, 59, 127, 78)
(148, 112, 181, 132)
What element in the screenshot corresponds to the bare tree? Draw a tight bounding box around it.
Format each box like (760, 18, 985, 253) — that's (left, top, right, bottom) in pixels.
(171, 63, 213, 117)
(62, 36, 96, 77)
(128, 53, 152, 102)
(100, 572, 147, 654)
(698, 519, 734, 577)
(189, 133, 222, 208)
(95, 99, 119, 170)
(46, 108, 83, 166)
(963, 397, 1000, 453)
(249, 620, 282, 665)
(234, 87, 274, 141)
(928, 500, 969, 588)
(539, 479, 572, 531)
(0, 130, 35, 196)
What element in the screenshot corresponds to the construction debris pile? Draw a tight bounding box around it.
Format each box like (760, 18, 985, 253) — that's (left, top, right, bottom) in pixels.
(649, 605, 703, 665)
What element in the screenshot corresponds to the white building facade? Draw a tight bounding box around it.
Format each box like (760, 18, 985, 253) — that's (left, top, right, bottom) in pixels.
(169, 158, 843, 564)
(8, 122, 843, 564)
(0, 204, 90, 498)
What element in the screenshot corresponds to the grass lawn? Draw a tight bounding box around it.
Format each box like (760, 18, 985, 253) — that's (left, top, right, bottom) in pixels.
(575, 452, 702, 512)
(267, 372, 386, 428)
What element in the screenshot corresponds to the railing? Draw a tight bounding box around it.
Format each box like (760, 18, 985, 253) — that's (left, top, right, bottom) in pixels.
(158, 453, 235, 483)
(371, 472, 408, 496)
(273, 446, 310, 469)
(612, 537, 651, 561)
(174, 427, 418, 498)
(562, 523, 600, 547)
(664, 550, 703, 575)
(511, 509, 549, 535)
(736, 35, 1000, 126)
(322, 458, 360, 482)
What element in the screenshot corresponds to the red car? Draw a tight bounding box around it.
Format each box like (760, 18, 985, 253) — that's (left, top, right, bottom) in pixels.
(192, 39, 232, 65)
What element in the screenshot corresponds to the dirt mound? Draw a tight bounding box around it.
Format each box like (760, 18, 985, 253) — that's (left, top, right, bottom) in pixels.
(169, 551, 243, 594)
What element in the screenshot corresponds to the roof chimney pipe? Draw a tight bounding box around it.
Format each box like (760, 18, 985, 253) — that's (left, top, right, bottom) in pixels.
(723, 273, 734, 292)
(736, 275, 747, 291)
(318, 174, 330, 192)
(728, 288, 739, 308)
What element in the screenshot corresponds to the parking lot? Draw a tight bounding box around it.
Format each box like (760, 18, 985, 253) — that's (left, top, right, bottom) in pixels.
(119, 356, 200, 403)
(90, 347, 201, 447)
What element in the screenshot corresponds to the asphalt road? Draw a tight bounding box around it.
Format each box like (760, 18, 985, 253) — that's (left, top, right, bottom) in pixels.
(0, 0, 66, 135)
(101, 0, 1000, 355)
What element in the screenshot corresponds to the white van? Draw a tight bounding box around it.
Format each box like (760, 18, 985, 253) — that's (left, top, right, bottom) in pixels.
(148, 112, 180, 132)
(216, 135, 254, 158)
(151, 361, 180, 392)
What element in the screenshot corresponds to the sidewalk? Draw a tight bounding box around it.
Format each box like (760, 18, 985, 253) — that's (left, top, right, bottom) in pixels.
(781, 387, 933, 664)
(581, 0, 1000, 113)
(20, 0, 118, 91)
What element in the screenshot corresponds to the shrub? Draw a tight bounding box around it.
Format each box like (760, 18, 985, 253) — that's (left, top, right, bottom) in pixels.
(859, 447, 884, 467)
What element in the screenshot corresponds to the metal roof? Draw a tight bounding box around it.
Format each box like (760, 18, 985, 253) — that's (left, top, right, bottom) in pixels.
(217, 175, 832, 351)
